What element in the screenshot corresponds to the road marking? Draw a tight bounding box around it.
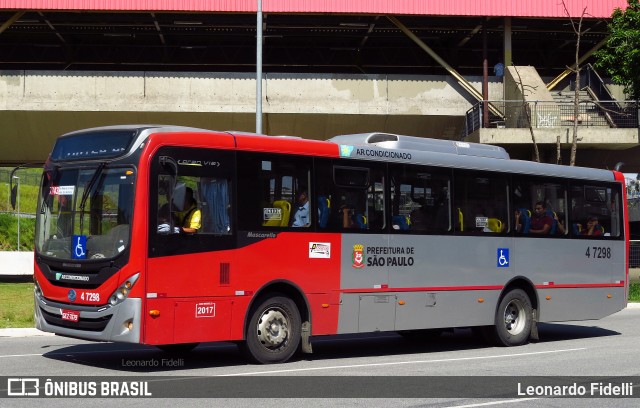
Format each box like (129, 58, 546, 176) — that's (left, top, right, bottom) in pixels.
(218, 347, 588, 376)
(444, 398, 539, 408)
(0, 353, 44, 358)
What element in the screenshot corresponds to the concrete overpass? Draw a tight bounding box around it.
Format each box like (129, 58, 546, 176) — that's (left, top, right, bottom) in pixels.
(2, 68, 639, 170)
(0, 70, 502, 164)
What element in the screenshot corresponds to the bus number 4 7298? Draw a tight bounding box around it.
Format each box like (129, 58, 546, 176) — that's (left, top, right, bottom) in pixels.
(585, 247, 611, 259)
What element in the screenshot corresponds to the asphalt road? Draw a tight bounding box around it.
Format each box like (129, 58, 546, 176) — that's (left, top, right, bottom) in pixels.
(1, 308, 640, 407)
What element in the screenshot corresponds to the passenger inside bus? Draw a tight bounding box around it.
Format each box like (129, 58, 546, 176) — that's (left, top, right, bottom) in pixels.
(576, 216, 603, 236)
(528, 201, 553, 234)
(179, 187, 201, 233)
(340, 205, 356, 228)
(291, 189, 310, 227)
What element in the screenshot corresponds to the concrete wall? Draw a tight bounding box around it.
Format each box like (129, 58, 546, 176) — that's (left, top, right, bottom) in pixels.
(0, 252, 33, 276)
(0, 70, 505, 163)
(1, 71, 504, 115)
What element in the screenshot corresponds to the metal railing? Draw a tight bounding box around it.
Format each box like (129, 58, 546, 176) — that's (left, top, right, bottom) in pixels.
(464, 100, 639, 138)
(631, 240, 640, 268)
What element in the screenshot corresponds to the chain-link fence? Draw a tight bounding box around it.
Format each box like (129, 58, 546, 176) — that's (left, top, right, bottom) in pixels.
(0, 168, 41, 185)
(631, 240, 640, 268)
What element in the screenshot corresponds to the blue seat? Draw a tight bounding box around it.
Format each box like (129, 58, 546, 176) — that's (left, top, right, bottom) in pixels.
(317, 196, 330, 228)
(572, 223, 582, 235)
(392, 215, 411, 230)
(355, 213, 367, 229)
(547, 210, 558, 234)
(518, 208, 531, 234)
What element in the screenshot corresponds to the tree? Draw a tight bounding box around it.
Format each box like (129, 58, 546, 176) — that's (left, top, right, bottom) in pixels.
(512, 66, 540, 163)
(562, 1, 587, 166)
(594, 0, 640, 100)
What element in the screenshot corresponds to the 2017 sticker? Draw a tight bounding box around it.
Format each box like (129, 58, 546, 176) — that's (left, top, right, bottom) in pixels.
(195, 302, 216, 318)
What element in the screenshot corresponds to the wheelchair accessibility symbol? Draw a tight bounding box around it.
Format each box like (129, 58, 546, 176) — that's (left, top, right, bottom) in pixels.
(497, 248, 509, 268)
(72, 235, 87, 259)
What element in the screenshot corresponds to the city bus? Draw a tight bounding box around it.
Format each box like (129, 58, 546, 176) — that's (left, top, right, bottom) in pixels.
(32, 125, 628, 364)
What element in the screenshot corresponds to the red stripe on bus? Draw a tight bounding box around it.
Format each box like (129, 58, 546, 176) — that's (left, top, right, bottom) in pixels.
(340, 282, 624, 293)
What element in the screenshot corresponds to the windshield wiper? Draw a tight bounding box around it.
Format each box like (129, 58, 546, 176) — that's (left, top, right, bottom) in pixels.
(78, 162, 107, 234)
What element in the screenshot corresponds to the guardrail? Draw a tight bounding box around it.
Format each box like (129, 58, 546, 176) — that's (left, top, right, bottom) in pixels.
(464, 100, 639, 138)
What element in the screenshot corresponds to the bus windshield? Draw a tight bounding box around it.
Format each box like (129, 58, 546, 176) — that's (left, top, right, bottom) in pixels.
(36, 165, 135, 260)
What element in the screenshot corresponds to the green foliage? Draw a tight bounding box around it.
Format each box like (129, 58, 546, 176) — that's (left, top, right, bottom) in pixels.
(0, 214, 36, 251)
(630, 283, 640, 302)
(0, 167, 41, 251)
(0, 283, 35, 328)
(594, 0, 640, 100)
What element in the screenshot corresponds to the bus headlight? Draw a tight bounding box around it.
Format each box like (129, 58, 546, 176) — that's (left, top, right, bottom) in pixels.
(33, 279, 43, 299)
(109, 273, 139, 307)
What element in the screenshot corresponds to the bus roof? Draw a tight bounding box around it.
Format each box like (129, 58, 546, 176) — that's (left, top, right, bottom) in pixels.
(55, 125, 618, 183)
(328, 132, 510, 160)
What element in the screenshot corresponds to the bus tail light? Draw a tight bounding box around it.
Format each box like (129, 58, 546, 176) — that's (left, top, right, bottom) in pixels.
(109, 273, 140, 306)
(149, 310, 160, 317)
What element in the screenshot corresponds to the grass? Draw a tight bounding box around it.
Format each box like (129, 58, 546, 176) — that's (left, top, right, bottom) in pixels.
(629, 283, 640, 302)
(0, 282, 35, 328)
(1, 167, 41, 251)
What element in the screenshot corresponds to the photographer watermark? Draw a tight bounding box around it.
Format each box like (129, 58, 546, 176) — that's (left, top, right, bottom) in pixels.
(121, 357, 185, 368)
(6, 378, 151, 397)
(3, 376, 640, 399)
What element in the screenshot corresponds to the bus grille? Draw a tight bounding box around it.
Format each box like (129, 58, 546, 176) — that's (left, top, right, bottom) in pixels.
(220, 263, 230, 285)
(40, 307, 112, 332)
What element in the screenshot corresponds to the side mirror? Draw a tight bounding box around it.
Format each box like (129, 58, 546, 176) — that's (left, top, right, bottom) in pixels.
(10, 185, 17, 210)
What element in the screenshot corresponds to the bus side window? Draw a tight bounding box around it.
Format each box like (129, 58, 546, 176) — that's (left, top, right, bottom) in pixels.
(513, 179, 567, 237)
(454, 171, 508, 234)
(389, 164, 451, 234)
(570, 184, 620, 238)
(237, 152, 311, 231)
(315, 160, 385, 232)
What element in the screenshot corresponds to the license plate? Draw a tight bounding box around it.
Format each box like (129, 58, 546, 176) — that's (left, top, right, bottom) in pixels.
(61, 309, 80, 323)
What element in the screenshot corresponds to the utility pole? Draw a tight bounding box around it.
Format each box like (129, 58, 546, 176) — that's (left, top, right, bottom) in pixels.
(12, 175, 19, 250)
(256, 0, 263, 134)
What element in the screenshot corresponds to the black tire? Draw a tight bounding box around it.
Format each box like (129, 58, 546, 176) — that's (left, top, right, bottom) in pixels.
(244, 295, 301, 364)
(489, 289, 533, 346)
(157, 343, 199, 354)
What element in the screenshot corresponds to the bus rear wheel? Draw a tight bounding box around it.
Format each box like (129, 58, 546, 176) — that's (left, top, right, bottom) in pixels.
(244, 295, 301, 364)
(489, 289, 532, 346)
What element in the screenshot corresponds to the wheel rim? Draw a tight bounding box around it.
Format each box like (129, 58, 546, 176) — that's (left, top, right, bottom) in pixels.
(503, 299, 526, 335)
(256, 307, 289, 349)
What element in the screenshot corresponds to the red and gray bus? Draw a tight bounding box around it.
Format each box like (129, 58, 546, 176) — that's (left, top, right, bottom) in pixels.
(33, 125, 628, 363)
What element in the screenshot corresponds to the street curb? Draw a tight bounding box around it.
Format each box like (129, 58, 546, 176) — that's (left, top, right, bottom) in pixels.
(0, 328, 54, 338)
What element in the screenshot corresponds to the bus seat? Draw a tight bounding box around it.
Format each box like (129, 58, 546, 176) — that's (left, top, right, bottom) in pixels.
(572, 223, 582, 235)
(318, 196, 331, 228)
(262, 200, 291, 227)
(355, 213, 367, 229)
(518, 208, 531, 234)
(392, 215, 411, 230)
(457, 208, 464, 232)
(487, 218, 503, 233)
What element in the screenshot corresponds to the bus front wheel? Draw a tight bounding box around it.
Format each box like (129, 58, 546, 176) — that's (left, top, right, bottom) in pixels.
(490, 289, 532, 347)
(244, 295, 301, 364)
